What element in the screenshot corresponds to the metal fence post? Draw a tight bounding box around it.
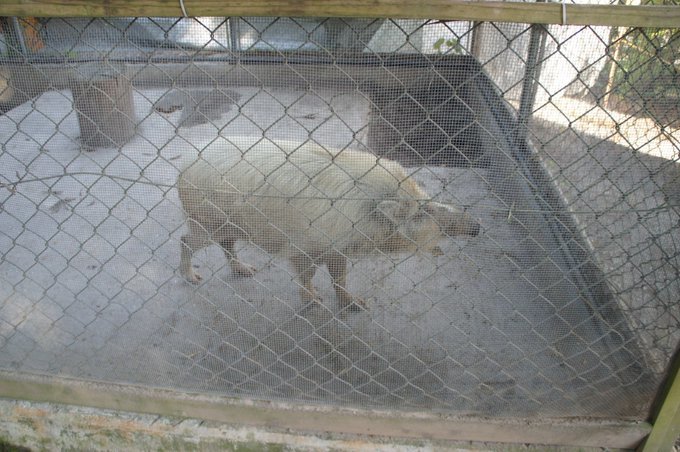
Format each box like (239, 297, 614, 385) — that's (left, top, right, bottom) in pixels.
(514, 21, 547, 148)
(0, 17, 28, 56)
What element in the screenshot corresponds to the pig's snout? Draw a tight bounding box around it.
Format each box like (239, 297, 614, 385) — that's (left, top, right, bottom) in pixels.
(447, 216, 480, 237)
(427, 202, 480, 237)
(442, 214, 480, 237)
(470, 221, 480, 236)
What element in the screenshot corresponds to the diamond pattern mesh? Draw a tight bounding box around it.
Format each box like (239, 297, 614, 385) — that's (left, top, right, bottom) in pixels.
(0, 16, 678, 419)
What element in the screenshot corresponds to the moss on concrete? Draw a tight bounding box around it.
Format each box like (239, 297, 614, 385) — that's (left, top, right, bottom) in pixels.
(0, 436, 32, 452)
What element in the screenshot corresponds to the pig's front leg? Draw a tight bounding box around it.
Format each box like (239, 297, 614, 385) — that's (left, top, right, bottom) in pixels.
(290, 254, 320, 304)
(180, 233, 205, 284)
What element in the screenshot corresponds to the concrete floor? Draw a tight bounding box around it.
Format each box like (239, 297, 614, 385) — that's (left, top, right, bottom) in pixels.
(527, 108, 680, 375)
(0, 86, 655, 418)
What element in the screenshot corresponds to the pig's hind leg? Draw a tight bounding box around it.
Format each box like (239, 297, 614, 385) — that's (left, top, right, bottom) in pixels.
(325, 252, 367, 310)
(219, 238, 256, 277)
(291, 254, 320, 304)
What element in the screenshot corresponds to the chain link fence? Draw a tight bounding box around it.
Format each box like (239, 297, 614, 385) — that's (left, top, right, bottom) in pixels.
(0, 16, 678, 420)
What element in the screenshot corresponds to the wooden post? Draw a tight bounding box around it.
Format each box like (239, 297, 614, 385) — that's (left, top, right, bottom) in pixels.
(639, 350, 680, 452)
(69, 62, 135, 148)
(1, 1, 680, 28)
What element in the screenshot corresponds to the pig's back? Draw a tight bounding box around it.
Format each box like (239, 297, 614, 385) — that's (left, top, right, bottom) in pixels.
(178, 138, 416, 255)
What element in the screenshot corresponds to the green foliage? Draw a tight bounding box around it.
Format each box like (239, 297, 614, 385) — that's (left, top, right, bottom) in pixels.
(0, 437, 31, 452)
(611, 26, 679, 120)
(433, 37, 463, 54)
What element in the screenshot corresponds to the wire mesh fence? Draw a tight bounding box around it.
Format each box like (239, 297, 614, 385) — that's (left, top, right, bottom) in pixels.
(0, 16, 678, 420)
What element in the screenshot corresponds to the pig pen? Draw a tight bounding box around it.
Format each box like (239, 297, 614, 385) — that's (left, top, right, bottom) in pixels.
(0, 56, 655, 418)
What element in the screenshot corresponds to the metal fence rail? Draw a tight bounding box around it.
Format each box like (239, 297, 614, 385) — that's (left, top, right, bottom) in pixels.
(0, 16, 678, 429)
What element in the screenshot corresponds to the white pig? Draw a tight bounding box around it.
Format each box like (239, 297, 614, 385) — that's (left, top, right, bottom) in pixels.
(178, 138, 479, 309)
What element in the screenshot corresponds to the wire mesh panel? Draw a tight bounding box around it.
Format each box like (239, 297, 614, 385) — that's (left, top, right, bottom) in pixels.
(0, 16, 678, 420)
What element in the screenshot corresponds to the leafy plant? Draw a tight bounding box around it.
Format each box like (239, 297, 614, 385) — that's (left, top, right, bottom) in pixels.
(433, 37, 463, 55)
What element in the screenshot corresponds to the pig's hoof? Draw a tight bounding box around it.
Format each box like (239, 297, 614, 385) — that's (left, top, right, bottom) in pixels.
(231, 261, 256, 278)
(184, 272, 203, 284)
(300, 286, 321, 305)
(343, 296, 367, 312)
(302, 297, 323, 308)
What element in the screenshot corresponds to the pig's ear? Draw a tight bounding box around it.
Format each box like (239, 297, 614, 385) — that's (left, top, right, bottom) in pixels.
(377, 200, 403, 223)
